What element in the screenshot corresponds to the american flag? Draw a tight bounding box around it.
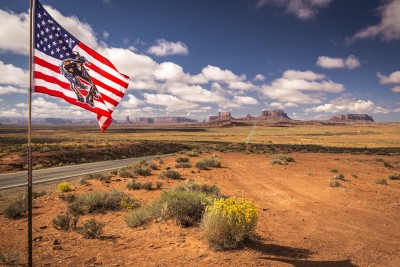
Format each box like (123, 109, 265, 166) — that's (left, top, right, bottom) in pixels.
(33, 1, 129, 132)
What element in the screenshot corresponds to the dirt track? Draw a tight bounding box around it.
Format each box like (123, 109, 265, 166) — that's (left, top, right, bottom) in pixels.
(1, 152, 399, 266)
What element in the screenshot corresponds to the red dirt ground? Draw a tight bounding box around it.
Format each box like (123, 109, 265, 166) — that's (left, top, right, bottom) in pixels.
(1, 152, 400, 266)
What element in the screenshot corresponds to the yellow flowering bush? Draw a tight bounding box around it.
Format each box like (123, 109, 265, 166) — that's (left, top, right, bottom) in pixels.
(201, 197, 258, 248)
(57, 182, 72, 192)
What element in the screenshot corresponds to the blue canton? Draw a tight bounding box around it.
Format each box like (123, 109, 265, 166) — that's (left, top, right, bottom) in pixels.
(34, 2, 79, 60)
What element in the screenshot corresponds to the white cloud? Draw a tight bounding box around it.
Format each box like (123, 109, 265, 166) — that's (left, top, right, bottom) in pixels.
(199, 65, 242, 83)
(350, 0, 400, 42)
(147, 39, 188, 56)
(233, 95, 259, 105)
(305, 99, 390, 114)
(0, 85, 26, 95)
(253, 74, 265, 81)
(0, 9, 29, 55)
(228, 81, 255, 90)
(0, 61, 29, 87)
(377, 71, 400, 84)
(143, 93, 198, 111)
(121, 94, 144, 108)
(103, 31, 109, 39)
(391, 86, 400, 93)
(282, 69, 325, 80)
(153, 62, 187, 82)
(261, 69, 344, 104)
(167, 83, 227, 103)
(254, 0, 332, 20)
(316, 55, 361, 69)
(269, 101, 298, 109)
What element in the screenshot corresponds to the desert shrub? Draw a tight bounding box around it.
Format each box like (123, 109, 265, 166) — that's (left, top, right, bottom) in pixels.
(330, 168, 338, 173)
(57, 182, 72, 192)
(84, 172, 112, 181)
(59, 193, 77, 203)
(157, 190, 210, 227)
(79, 218, 105, 239)
(175, 157, 189, 163)
(142, 181, 153, 191)
(32, 190, 46, 198)
(388, 173, 400, 180)
(158, 169, 181, 180)
(375, 178, 387, 185)
(3, 195, 28, 219)
(0, 251, 20, 265)
(52, 213, 78, 231)
(131, 161, 152, 176)
(196, 158, 221, 170)
(119, 196, 140, 210)
(156, 181, 163, 189)
(148, 162, 159, 170)
(110, 169, 118, 175)
(383, 162, 393, 168)
(175, 180, 221, 197)
(329, 179, 340, 187)
(187, 150, 200, 157)
(175, 163, 193, 168)
(333, 173, 345, 180)
(127, 181, 142, 190)
(201, 197, 258, 249)
(271, 155, 295, 165)
(118, 167, 135, 178)
(68, 190, 129, 214)
(125, 206, 158, 228)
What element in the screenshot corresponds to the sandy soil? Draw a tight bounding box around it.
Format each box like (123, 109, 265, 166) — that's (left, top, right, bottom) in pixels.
(1, 152, 400, 267)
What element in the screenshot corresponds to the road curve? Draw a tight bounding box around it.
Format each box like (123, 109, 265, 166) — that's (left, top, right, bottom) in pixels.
(0, 154, 167, 190)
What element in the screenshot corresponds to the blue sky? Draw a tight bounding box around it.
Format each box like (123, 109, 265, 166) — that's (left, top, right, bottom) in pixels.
(0, 0, 399, 122)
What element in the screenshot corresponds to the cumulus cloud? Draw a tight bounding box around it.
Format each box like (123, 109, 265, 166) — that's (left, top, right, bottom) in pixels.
(316, 55, 361, 69)
(121, 94, 144, 108)
(261, 70, 344, 104)
(254, 0, 332, 20)
(153, 62, 188, 82)
(0, 85, 26, 95)
(233, 95, 259, 105)
(0, 61, 29, 87)
(378, 70, 400, 93)
(305, 99, 390, 114)
(167, 83, 227, 103)
(253, 74, 266, 81)
(391, 86, 400, 93)
(350, 0, 400, 42)
(147, 39, 188, 56)
(0, 9, 29, 55)
(143, 93, 198, 111)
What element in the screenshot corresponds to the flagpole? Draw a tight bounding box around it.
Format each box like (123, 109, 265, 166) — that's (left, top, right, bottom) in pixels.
(28, 0, 35, 266)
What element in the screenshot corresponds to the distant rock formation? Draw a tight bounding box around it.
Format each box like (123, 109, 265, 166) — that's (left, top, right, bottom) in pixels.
(124, 116, 132, 124)
(258, 110, 291, 121)
(45, 118, 68, 124)
(243, 114, 255, 120)
(209, 112, 234, 121)
(330, 114, 374, 122)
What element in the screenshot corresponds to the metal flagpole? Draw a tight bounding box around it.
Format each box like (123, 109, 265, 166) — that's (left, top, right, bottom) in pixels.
(28, 0, 35, 266)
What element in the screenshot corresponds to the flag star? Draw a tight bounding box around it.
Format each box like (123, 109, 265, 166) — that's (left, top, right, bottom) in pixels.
(48, 19, 53, 24)
(37, 23, 41, 28)
(52, 26, 55, 31)
(56, 48, 60, 52)
(52, 41, 56, 45)
(44, 37, 48, 42)
(60, 54, 64, 58)
(51, 50, 54, 55)
(64, 34, 68, 37)
(57, 27, 61, 31)
(37, 13, 41, 18)
(40, 30, 44, 35)
(55, 33, 59, 38)
(62, 46, 66, 50)
(40, 40, 43, 45)
(43, 47, 47, 52)
(47, 44, 51, 49)
(37, 34, 40, 38)
(71, 40, 76, 44)
(45, 28, 49, 33)
(41, 21, 45, 25)
(66, 52, 70, 56)
(36, 44, 40, 48)
(59, 40, 63, 44)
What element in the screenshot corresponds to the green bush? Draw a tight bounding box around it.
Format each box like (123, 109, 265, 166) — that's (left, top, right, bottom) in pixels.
(158, 169, 181, 180)
(196, 158, 221, 170)
(79, 218, 105, 239)
(84, 172, 112, 181)
(329, 179, 340, 187)
(201, 197, 258, 249)
(57, 182, 72, 192)
(119, 196, 140, 210)
(59, 193, 77, 203)
(142, 181, 153, 191)
(186, 150, 200, 157)
(3, 195, 28, 219)
(127, 181, 142, 190)
(52, 213, 78, 231)
(156, 181, 163, 189)
(175, 157, 189, 163)
(175, 181, 221, 197)
(175, 163, 193, 168)
(148, 162, 159, 170)
(330, 168, 338, 173)
(0, 251, 20, 265)
(118, 167, 135, 178)
(333, 173, 345, 180)
(125, 206, 159, 228)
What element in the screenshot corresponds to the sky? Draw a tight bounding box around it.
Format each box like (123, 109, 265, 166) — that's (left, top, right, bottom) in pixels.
(0, 0, 399, 122)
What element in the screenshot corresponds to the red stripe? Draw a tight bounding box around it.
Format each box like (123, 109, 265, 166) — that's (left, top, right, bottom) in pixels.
(34, 71, 70, 89)
(91, 76, 125, 98)
(34, 85, 112, 118)
(97, 115, 113, 133)
(34, 56, 61, 74)
(78, 43, 119, 73)
(86, 61, 129, 89)
(100, 93, 118, 107)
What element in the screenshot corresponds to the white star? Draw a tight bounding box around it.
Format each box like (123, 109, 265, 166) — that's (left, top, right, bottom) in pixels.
(37, 23, 40, 29)
(40, 30, 44, 35)
(57, 27, 61, 31)
(56, 48, 60, 52)
(44, 37, 48, 42)
(52, 41, 57, 45)
(37, 13, 41, 18)
(47, 44, 51, 49)
(62, 46, 66, 50)
(51, 50, 54, 55)
(55, 33, 59, 38)
(60, 54, 64, 58)
(41, 21, 45, 26)
(45, 28, 49, 33)
(48, 19, 53, 24)
(66, 52, 70, 57)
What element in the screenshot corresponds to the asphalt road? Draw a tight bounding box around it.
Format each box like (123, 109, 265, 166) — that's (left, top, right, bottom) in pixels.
(0, 155, 165, 190)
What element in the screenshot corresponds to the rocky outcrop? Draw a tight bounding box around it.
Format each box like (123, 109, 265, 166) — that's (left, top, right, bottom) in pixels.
(242, 114, 255, 120)
(330, 114, 374, 122)
(258, 110, 291, 121)
(130, 117, 197, 124)
(209, 112, 234, 121)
